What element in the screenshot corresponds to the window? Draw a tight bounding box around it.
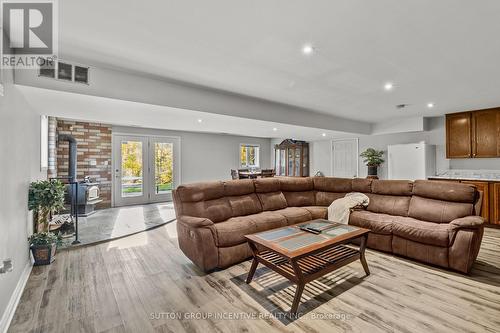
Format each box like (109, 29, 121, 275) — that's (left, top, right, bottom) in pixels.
(240, 144, 260, 168)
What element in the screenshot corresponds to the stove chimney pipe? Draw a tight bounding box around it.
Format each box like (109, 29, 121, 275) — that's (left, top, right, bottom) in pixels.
(58, 134, 77, 183)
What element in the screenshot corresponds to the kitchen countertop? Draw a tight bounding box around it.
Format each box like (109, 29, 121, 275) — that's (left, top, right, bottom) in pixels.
(429, 175, 500, 182)
(429, 170, 500, 182)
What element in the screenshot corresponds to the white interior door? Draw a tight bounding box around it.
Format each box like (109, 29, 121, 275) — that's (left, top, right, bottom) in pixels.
(332, 139, 359, 178)
(113, 135, 180, 207)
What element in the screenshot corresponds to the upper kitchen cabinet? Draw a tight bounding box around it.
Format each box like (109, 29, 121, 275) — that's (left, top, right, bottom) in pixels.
(446, 112, 472, 158)
(472, 109, 500, 157)
(446, 108, 500, 158)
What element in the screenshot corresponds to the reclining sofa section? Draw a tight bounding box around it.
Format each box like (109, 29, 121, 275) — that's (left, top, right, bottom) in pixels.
(172, 177, 484, 274)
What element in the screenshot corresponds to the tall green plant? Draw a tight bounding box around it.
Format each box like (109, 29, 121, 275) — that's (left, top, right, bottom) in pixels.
(28, 180, 66, 232)
(360, 148, 385, 167)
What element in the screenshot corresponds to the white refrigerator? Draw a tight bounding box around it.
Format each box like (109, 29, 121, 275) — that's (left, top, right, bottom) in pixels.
(387, 142, 436, 180)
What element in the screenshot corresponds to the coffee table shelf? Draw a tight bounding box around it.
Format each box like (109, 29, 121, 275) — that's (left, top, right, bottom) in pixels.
(258, 245, 360, 283)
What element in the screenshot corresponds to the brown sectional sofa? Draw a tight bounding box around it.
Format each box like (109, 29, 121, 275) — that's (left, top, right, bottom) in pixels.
(173, 177, 484, 274)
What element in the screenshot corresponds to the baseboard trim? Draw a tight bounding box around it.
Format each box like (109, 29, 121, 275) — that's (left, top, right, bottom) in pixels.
(0, 262, 32, 333)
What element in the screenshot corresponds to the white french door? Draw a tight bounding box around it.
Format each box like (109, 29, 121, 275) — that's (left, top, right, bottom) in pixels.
(113, 135, 180, 207)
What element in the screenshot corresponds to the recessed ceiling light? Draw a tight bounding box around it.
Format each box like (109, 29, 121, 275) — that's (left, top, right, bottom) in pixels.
(427, 102, 435, 108)
(302, 44, 314, 55)
(197, 119, 203, 123)
(272, 127, 278, 131)
(322, 133, 326, 137)
(384, 82, 394, 91)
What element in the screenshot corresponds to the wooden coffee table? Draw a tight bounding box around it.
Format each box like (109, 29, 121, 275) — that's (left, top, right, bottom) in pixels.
(245, 219, 370, 314)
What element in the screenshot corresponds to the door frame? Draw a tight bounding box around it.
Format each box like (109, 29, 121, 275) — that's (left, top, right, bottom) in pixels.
(331, 138, 359, 178)
(112, 133, 181, 207)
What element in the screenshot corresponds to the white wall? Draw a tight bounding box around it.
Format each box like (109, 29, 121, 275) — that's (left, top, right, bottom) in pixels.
(113, 126, 271, 184)
(310, 116, 500, 179)
(0, 68, 46, 330)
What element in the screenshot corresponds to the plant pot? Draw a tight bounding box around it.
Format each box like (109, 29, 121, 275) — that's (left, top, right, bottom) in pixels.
(30, 243, 57, 266)
(367, 165, 378, 177)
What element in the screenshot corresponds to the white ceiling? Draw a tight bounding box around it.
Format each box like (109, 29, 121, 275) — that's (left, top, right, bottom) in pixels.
(59, 0, 500, 122)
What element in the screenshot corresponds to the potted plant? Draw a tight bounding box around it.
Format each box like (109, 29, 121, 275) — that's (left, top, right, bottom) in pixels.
(360, 148, 385, 178)
(28, 180, 65, 265)
(28, 232, 60, 265)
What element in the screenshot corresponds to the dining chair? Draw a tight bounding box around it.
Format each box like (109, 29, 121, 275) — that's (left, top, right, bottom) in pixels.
(260, 169, 275, 178)
(231, 169, 239, 180)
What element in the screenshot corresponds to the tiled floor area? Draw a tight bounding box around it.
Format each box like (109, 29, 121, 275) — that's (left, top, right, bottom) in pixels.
(61, 202, 176, 247)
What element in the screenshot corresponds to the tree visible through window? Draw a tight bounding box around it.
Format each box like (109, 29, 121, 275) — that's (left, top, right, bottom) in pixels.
(240, 144, 260, 168)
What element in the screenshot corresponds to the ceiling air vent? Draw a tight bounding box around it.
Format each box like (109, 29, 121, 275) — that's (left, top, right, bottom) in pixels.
(39, 60, 89, 85)
(396, 104, 410, 110)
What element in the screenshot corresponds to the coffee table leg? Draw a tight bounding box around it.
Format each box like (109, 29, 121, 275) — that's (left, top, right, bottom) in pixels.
(246, 258, 258, 283)
(246, 242, 259, 283)
(359, 233, 370, 276)
(290, 282, 305, 314)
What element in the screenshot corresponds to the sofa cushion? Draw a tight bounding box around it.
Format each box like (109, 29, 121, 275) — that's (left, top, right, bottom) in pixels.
(283, 191, 316, 207)
(313, 177, 352, 192)
(251, 211, 288, 232)
(182, 198, 233, 223)
(212, 216, 258, 247)
(372, 180, 413, 196)
(413, 180, 477, 203)
(280, 177, 314, 191)
(315, 192, 345, 206)
(303, 206, 328, 219)
(176, 181, 224, 202)
(254, 178, 281, 193)
(274, 207, 312, 225)
(408, 196, 474, 223)
(223, 179, 255, 196)
(227, 193, 262, 216)
(349, 210, 394, 235)
(257, 192, 287, 211)
(366, 193, 410, 216)
(392, 216, 452, 247)
(352, 178, 372, 192)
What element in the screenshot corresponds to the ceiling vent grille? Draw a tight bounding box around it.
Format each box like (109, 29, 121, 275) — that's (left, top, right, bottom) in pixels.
(39, 60, 89, 85)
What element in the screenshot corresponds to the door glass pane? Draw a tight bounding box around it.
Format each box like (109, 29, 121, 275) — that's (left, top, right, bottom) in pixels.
(154, 142, 173, 194)
(121, 141, 143, 197)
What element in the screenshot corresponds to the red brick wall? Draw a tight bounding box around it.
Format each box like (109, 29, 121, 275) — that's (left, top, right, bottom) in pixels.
(56, 120, 112, 208)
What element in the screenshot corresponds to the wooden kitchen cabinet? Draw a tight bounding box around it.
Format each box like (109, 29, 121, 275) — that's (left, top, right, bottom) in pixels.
(491, 183, 500, 225)
(446, 112, 472, 158)
(461, 181, 489, 222)
(472, 109, 500, 157)
(446, 108, 500, 158)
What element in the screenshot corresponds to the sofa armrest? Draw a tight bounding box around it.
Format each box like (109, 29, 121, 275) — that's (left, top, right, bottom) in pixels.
(450, 216, 484, 229)
(178, 215, 214, 228)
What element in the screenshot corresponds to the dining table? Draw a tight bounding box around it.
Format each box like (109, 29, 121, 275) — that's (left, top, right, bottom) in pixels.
(238, 171, 262, 179)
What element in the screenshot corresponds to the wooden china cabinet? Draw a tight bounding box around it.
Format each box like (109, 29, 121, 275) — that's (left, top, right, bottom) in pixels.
(274, 139, 309, 177)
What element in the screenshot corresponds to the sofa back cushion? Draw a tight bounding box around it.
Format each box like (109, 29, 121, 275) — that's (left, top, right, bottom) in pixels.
(254, 177, 281, 193)
(284, 191, 316, 207)
(367, 193, 411, 216)
(175, 181, 233, 222)
(280, 177, 314, 191)
(313, 177, 352, 192)
(315, 192, 346, 206)
(257, 192, 287, 211)
(372, 180, 413, 196)
(408, 196, 474, 223)
(223, 179, 262, 217)
(412, 180, 477, 203)
(352, 178, 373, 192)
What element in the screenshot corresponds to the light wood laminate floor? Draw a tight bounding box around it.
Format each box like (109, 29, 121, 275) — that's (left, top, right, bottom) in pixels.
(8, 224, 500, 333)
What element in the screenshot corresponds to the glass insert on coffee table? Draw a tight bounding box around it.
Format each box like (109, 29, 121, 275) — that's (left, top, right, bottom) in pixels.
(244, 219, 370, 314)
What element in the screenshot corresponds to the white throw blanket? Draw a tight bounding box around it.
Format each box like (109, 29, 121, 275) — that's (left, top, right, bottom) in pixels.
(328, 192, 370, 224)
